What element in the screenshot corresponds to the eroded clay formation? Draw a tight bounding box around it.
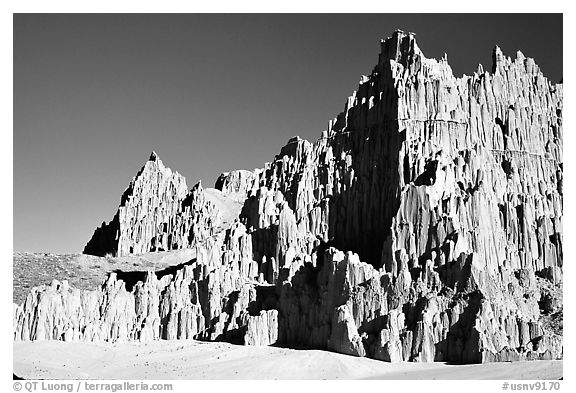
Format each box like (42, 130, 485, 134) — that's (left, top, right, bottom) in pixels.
(14, 31, 563, 363)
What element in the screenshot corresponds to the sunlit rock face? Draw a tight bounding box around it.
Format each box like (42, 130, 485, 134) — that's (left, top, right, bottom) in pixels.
(16, 30, 562, 364)
(83, 151, 239, 258)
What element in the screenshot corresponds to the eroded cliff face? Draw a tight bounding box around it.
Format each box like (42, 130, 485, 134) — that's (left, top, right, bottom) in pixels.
(83, 152, 228, 257)
(15, 31, 562, 363)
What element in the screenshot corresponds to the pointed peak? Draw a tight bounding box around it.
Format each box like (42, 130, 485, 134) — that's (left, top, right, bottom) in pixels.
(492, 45, 506, 74)
(131, 150, 167, 183)
(379, 30, 421, 67)
(191, 180, 203, 191)
(516, 50, 525, 61)
(386, 29, 416, 41)
(149, 151, 160, 162)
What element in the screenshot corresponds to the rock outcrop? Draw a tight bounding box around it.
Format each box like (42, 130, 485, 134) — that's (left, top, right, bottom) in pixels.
(84, 153, 235, 257)
(15, 31, 563, 363)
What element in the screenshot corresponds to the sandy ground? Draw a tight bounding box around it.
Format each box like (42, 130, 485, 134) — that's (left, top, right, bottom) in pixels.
(13, 340, 562, 380)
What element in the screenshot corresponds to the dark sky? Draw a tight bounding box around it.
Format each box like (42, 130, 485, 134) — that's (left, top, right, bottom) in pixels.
(13, 14, 563, 253)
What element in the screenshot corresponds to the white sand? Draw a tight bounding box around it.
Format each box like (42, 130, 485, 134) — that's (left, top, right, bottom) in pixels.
(13, 340, 562, 380)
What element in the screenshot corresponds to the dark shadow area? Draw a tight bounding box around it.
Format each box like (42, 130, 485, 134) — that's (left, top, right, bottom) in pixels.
(496, 116, 509, 150)
(219, 326, 248, 345)
(248, 226, 279, 264)
(275, 261, 329, 350)
(516, 204, 525, 235)
(83, 212, 120, 257)
(110, 258, 196, 292)
(155, 259, 196, 279)
(501, 159, 513, 177)
(434, 290, 485, 364)
(247, 285, 279, 316)
(327, 119, 403, 268)
(415, 160, 438, 186)
(218, 291, 251, 344)
(437, 252, 475, 292)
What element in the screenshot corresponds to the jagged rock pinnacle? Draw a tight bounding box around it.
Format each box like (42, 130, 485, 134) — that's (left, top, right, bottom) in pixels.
(492, 45, 505, 73)
(379, 30, 421, 68)
(149, 151, 159, 162)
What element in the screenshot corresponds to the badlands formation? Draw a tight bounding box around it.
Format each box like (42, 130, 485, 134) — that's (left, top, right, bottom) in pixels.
(14, 31, 563, 365)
